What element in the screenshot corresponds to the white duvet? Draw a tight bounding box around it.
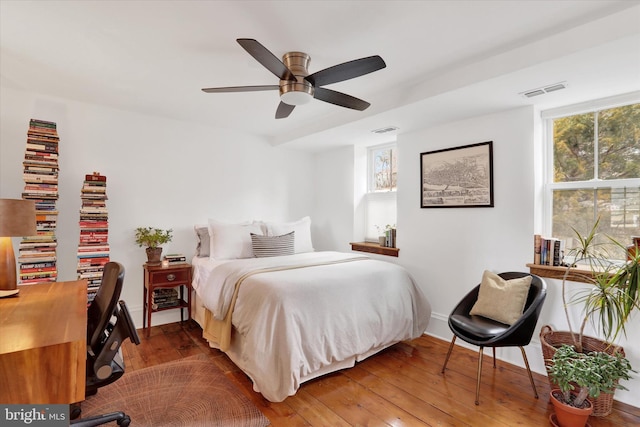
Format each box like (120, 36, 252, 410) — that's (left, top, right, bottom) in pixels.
(193, 251, 431, 402)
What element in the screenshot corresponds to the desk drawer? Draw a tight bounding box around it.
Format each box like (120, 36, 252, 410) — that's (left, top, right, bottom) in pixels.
(149, 269, 189, 285)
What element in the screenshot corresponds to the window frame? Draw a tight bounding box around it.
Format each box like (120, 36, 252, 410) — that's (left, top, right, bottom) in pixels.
(540, 92, 640, 240)
(367, 142, 397, 193)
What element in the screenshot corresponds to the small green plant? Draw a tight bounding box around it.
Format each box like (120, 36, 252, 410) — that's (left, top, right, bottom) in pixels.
(134, 227, 173, 249)
(375, 224, 395, 235)
(547, 344, 634, 409)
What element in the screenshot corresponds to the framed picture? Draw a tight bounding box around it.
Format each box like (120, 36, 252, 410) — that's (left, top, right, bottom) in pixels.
(420, 141, 494, 208)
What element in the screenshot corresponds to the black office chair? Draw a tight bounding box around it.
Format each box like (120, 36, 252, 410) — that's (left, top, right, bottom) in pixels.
(71, 262, 141, 427)
(441, 272, 547, 405)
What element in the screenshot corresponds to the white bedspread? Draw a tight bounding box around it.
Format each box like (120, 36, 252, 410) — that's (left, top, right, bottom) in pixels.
(194, 251, 431, 402)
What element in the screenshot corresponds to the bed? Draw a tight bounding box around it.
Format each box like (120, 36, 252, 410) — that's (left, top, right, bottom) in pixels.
(190, 218, 431, 402)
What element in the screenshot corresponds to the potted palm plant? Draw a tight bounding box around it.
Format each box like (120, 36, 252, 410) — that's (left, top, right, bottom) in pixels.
(547, 344, 634, 427)
(540, 217, 640, 416)
(135, 227, 173, 265)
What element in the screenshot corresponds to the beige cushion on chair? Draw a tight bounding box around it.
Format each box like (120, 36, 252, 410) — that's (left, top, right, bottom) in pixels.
(469, 270, 532, 325)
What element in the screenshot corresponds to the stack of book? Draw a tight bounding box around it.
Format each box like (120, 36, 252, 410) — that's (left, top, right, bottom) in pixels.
(18, 119, 59, 284)
(152, 288, 179, 310)
(163, 254, 187, 265)
(384, 228, 397, 248)
(533, 234, 565, 266)
(77, 173, 110, 303)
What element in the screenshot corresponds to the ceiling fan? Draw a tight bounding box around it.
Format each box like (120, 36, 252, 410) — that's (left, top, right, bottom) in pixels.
(202, 38, 386, 119)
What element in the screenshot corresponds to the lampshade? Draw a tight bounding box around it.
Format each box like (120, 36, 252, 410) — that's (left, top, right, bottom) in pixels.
(0, 199, 37, 295)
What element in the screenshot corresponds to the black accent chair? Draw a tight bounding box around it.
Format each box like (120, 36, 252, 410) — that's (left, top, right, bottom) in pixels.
(71, 262, 141, 427)
(441, 272, 547, 405)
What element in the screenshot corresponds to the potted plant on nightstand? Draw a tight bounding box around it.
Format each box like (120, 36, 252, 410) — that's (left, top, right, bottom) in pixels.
(540, 217, 640, 416)
(135, 227, 173, 265)
(547, 344, 634, 427)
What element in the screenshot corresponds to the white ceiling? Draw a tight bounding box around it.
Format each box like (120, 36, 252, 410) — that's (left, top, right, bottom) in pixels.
(1, 1, 639, 152)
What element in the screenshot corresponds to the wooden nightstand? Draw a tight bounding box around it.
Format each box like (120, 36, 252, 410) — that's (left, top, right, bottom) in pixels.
(142, 263, 192, 337)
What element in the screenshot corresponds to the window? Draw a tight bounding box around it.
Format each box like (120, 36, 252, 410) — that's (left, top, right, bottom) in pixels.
(543, 98, 640, 259)
(365, 143, 397, 241)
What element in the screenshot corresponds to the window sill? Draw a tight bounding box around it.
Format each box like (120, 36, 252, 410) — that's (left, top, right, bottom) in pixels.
(526, 263, 599, 284)
(350, 242, 399, 257)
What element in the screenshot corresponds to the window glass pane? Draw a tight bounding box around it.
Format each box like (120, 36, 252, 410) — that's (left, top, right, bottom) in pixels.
(553, 112, 594, 182)
(598, 104, 640, 180)
(372, 146, 397, 192)
(552, 187, 640, 259)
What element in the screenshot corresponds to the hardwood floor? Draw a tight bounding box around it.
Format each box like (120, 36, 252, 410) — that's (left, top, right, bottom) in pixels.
(121, 321, 640, 426)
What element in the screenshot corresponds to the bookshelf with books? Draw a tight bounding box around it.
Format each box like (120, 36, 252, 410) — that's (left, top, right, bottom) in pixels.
(18, 119, 60, 285)
(77, 172, 109, 303)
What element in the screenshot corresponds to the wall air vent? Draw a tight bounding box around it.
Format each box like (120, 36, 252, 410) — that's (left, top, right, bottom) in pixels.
(371, 126, 399, 134)
(520, 81, 567, 98)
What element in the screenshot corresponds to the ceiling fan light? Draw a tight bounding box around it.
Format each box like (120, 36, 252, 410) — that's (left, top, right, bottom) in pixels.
(281, 90, 313, 106)
(280, 81, 314, 106)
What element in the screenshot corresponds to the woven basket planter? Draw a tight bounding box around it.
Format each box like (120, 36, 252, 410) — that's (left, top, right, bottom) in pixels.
(540, 325, 624, 417)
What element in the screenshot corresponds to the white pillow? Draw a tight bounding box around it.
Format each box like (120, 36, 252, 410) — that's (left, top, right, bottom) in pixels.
(207, 219, 263, 259)
(266, 216, 314, 254)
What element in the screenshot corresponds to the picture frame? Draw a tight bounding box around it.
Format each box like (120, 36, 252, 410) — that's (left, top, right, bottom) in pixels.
(420, 141, 494, 208)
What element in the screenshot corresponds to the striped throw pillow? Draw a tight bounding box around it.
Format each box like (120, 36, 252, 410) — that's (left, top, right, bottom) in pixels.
(251, 231, 295, 257)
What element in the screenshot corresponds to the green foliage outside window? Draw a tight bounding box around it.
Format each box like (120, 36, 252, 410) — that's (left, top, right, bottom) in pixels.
(552, 103, 640, 258)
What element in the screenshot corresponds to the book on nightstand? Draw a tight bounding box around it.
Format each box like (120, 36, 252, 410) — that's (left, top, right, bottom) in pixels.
(163, 254, 187, 264)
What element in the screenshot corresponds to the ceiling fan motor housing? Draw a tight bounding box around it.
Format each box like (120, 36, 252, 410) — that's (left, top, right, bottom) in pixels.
(280, 51, 314, 105)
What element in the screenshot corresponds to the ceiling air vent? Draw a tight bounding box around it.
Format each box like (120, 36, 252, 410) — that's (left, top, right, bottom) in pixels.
(521, 81, 567, 98)
(371, 126, 399, 134)
(544, 83, 566, 93)
(523, 89, 546, 98)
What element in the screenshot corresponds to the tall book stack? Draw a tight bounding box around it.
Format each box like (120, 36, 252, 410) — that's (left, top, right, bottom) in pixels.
(77, 172, 110, 303)
(18, 119, 59, 284)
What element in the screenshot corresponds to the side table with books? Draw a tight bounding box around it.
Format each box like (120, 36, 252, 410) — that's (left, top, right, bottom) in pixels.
(142, 262, 192, 337)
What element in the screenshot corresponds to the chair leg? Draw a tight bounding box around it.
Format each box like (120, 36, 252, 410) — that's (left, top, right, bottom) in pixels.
(441, 335, 457, 374)
(492, 347, 496, 368)
(475, 346, 484, 405)
(519, 346, 538, 399)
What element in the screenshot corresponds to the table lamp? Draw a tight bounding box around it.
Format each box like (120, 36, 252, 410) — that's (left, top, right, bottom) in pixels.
(0, 199, 37, 297)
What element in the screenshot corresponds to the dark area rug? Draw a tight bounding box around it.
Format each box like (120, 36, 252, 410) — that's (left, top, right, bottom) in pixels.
(79, 355, 270, 427)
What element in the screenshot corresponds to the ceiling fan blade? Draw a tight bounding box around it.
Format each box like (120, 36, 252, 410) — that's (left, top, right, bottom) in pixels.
(305, 55, 386, 87)
(275, 101, 295, 119)
(201, 85, 279, 93)
(314, 87, 370, 111)
(237, 38, 296, 81)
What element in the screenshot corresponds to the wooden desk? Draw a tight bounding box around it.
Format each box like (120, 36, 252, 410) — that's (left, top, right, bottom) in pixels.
(0, 280, 87, 404)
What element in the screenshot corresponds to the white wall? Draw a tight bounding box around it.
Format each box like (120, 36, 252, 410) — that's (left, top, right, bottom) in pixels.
(0, 86, 315, 327)
(311, 146, 354, 252)
(314, 105, 639, 407)
(398, 107, 536, 337)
